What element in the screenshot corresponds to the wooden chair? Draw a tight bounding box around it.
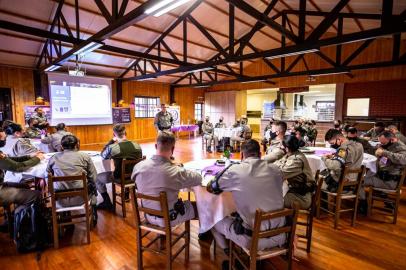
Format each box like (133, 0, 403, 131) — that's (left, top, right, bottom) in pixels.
(229, 206, 298, 270)
(130, 187, 190, 270)
(112, 157, 145, 218)
(316, 166, 366, 229)
(48, 173, 92, 249)
(366, 167, 406, 224)
(295, 170, 320, 253)
(0, 199, 12, 235)
(202, 134, 216, 151)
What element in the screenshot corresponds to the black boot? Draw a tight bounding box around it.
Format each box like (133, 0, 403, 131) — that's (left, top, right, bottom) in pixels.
(207, 146, 212, 153)
(97, 192, 113, 211)
(358, 199, 368, 216)
(92, 205, 98, 226)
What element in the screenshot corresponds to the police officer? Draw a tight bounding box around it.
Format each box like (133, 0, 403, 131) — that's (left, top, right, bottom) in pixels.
(264, 121, 287, 162)
(97, 124, 143, 210)
(274, 135, 315, 209)
(359, 131, 406, 203)
(47, 135, 98, 223)
(0, 122, 38, 157)
(40, 123, 72, 152)
(23, 118, 42, 139)
(346, 127, 376, 155)
(230, 118, 251, 152)
(202, 116, 218, 153)
(215, 116, 226, 128)
(30, 107, 49, 130)
(261, 118, 274, 152)
(322, 129, 364, 192)
(293, 126, 308, 147)
(362, 122, 385, 141)
(206, 140, 285, 259)
(304, 120, 317, 145)
(132, 132, 202, 227)
(387, 125, 406, 144)
(154, 104, 173, 132)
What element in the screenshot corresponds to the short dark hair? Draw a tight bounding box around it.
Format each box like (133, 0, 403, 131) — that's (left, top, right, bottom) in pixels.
(375, 122, 385, 128)
(294, 126, 306, 137)
(311, 120, 316, 125)
(283, 135, 300, 152)
(61, 135, 78, 150)
(325, 128, 343, 141)
(113, 124, 126, 138)
(379, 130, 395, 139)
(343, 124, 351, 133)
(56, 123, 66, 131)
(156, 131, 176, 151)
(276, 121, 287, 133)
(347, 127, 358, 134)
(5, 123, 22, 135)
(241, 139, 260, 158)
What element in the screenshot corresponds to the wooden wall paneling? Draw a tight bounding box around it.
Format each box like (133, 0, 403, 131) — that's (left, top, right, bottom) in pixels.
(174, 87, 205, 123)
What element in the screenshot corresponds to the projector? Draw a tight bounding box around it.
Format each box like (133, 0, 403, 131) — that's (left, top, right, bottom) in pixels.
(68, 69, 85, 77)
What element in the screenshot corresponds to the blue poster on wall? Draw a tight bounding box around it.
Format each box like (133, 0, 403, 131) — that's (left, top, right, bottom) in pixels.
(263, 102, 274, 119)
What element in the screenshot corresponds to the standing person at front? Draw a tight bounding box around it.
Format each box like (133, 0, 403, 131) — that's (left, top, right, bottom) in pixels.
(97, 124, 143, 210)
(47, 135, 98, 222)
(40, 123, 72, 152)
(321, 129, 364, 192)
(207, 140, 286, 260)
(202, 116, 218, 153)
(131, 132, 202, 227)
(154, 104, 173, 133)
(359, 131, 406, 211)
(274, 135, 315, 209)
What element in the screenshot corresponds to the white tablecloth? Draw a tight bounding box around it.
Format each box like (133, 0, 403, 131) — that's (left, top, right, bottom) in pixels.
(184, 159, 288, 233)
(214, 127, 241, 140)
(368, 141, 380, 147)
(302, 147, 378, 174)
(30, 139, 52, 153)
(4, 151, 114, 183)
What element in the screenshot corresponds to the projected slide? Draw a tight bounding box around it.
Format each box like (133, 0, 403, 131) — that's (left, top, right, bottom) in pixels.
(48, 73, 113, 126)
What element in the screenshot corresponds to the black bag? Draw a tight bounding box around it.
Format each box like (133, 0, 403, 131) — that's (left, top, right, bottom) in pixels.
(13, 201, 52, 253)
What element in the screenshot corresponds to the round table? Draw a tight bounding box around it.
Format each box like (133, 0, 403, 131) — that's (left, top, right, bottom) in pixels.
(4, 151, 114, 183)
(213, 127, 241, 140)
(30, 138, 52, 153)
(301, 147, 378, 174)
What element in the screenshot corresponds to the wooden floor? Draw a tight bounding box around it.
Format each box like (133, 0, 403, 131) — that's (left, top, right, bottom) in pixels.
(1, 137, 406, 270)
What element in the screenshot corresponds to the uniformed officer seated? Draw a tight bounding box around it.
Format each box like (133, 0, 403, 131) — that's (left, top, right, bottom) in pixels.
(23, 118, 42, 139)
(47, 135, 98, 222)
(215, 116, 226, 128)
(230, 119, 251, 152)
(154, 104, 173, 133)
(293, 126, 308, 147)
(202, 116, 218, 153)
(387, 125, 406, 145)
(264, 121, 287, 162)
(321, 129, 364, 192)
(97, 124, 143, 210)
(131, 131, 201, 227)
(30, 107, 49, 130)
(0, 122, 38, 157)
(207, 139, 286, 260)
(274, 135, 315, 209)
(41, 123, 72, 152)
(346, 127, 376, 155)
(214, 116, 227, 152)
(261, 118, 274, 152)
(362, 121, 385, 141)
(359, 131, 406, 212)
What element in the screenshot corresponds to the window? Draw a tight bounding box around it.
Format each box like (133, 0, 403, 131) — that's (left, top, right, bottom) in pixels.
(194, 103, 203, 121)
(134, 96, 160, 118)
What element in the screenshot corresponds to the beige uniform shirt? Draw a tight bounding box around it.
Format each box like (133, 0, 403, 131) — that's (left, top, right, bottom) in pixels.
(154, 111, 173, 131)
(394, 131, 406, 145)
(41, 130, 72, 152)
(378, 141, 406, 176)
(264, 138, 285, 162)
(0, 135, 38, 157)
(211, 157, 285, 245)
(202, 121, 214, 134)
(321, 140, 364, 181)
(274, 151, 314, 184)
(132, 155, 202, 225)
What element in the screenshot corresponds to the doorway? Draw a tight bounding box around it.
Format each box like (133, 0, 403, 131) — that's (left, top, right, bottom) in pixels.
(0, 88, 13, 124)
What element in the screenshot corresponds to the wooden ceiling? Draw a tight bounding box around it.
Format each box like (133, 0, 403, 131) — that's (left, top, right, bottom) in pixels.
(0, 0, 405, 84)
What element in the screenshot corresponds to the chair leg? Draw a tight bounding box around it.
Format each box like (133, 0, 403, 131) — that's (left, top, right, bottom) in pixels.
(306, 212, 314, 253)
(393, 196, 400, 224)
(166, 233, 172, 270)
(185, 220, 190, 262)
(86, 204, 91, 245)
(352, 197, 359, 227)
(112, 183, 117, 214)
(334, 196, 342, 229)
(366, 188, 373, 218)
(136, 229, 143, 270)
(121, 186, 126, 218)
(316, 195, 321, 219)
(229, 241, 233, 270)
(52, 212, 59, 249)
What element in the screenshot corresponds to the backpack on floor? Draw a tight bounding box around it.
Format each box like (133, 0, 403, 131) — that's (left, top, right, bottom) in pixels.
(13, 201, 52, 253)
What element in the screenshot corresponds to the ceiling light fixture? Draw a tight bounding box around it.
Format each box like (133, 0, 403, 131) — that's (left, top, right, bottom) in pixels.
(266, 48, 319, 59)
(186, 67, 214, 74)
(44, 64, 62, 72)
(145, 0, 191, 17)
(311, 71, 350, 76)
(241, 79, 267, 84)
(137, 77, 157, 81)
(73, 41, 104, 56)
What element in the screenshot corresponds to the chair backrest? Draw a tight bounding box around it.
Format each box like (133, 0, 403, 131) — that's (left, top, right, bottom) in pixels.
(120, 157, 145, 185)
(395, 166, 406, 192)
(48, 173, 88, 206)
(249, 205, 298, 260)
(130, 187, 171, 230)
(337, 165, 366, 195)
